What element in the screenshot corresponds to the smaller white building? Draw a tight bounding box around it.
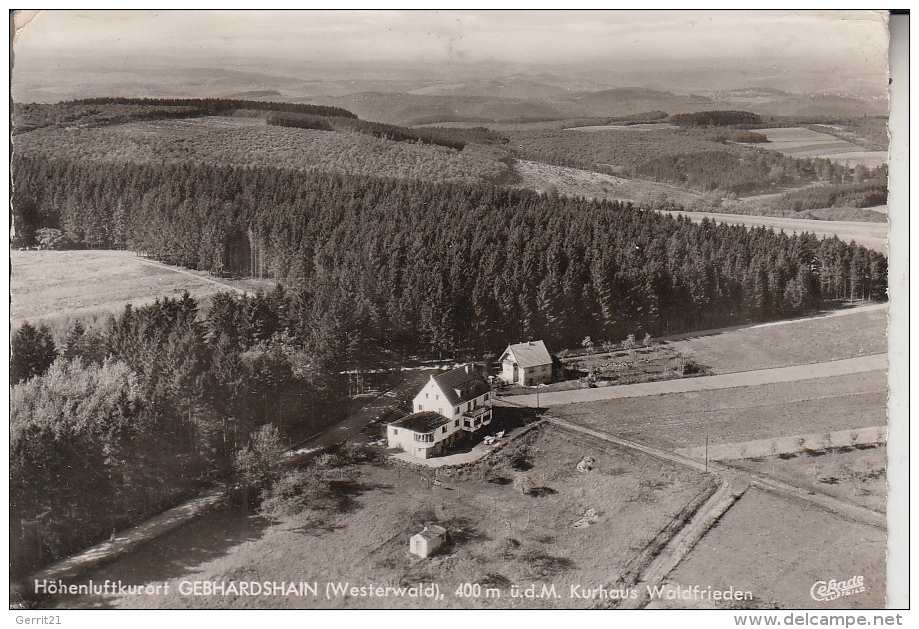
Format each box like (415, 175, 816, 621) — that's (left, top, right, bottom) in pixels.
(499, 340, 553, 386)
(410, 525, 447, 558)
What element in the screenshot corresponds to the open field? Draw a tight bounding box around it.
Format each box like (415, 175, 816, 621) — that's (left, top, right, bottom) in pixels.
(658, 209, 888, 253)
(512, 158, 702, 206)
(675, 305, 888, 374)
(10, 249, 271, 332)
(653, 489, 886, 609)
(749, 127, 887, 169)
(729, 445, 886, 514)
(43, 427, 710, 609)
(549, 370, 887, 452)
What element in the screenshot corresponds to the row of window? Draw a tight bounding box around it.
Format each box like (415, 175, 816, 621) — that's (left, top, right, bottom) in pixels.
(417, 393, 491, 415)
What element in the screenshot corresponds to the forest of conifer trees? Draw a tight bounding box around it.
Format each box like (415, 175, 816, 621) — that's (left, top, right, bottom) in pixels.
(12, 153, 887, 355)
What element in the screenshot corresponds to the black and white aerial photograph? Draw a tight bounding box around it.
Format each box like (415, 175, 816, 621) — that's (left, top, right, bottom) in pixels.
(8, 9, 907, 620)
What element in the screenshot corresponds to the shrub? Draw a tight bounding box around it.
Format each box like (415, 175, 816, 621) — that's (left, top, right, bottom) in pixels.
(259, 469, 321, 519)
(233, 423, 285, 491)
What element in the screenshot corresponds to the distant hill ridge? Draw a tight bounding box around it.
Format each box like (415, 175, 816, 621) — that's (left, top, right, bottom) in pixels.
(12, 97, 358, 133)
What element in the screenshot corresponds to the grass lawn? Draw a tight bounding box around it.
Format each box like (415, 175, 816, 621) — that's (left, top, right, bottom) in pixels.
(728, 445, 886, 514)
(675, 307, 887, 374)
(550, 371, 887, 451)
(43, 427, 710, 609)
(654, 489, 886, 609)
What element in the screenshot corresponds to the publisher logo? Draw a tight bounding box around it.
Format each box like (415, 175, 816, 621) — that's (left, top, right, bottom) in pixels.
(810, 576, 866, 601)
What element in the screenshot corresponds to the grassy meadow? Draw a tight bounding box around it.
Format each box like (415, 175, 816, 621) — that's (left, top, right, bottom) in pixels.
(10, 249, 271, 336)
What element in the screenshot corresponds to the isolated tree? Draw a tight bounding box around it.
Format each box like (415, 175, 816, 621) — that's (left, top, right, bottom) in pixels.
(62, 321, 87, 358)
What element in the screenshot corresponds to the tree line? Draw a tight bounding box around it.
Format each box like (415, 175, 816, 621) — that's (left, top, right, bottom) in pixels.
(671, 110, 763, 127)
(767, 175, 888, 211)
(13, 97, 357, 133)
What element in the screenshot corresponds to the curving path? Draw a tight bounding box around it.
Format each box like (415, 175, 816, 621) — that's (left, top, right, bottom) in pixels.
(503, 353, 886, 407)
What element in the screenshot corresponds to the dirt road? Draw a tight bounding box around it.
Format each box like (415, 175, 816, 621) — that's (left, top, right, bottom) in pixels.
(503, 354, 886, 407)
(115, 251, 255, 296)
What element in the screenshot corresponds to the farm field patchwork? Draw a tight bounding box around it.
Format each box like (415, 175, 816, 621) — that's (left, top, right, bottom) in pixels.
(750, 127, 887, 169)
(675, 305, 888, 374)
(549, 370, 887, 451)
(43, 427, 710, 609)
(653, 489, 886, 609)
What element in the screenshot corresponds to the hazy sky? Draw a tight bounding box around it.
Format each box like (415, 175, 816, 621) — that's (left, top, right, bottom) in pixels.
(14, 9, 888, 71)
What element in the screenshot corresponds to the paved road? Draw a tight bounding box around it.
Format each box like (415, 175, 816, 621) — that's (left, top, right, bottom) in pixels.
(657, 209, 888, 253)
(504, 353, 886, 407)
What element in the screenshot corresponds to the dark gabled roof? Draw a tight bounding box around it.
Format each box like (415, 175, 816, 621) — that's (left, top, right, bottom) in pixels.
(389, 411, 452, 434)
(433, 364, 490, 406)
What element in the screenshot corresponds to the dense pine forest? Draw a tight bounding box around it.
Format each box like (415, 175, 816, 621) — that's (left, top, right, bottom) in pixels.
(12, 154, 887, 353)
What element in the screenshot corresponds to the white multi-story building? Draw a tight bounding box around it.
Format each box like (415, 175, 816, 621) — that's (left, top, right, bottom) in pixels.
(386, 364, 492, 459)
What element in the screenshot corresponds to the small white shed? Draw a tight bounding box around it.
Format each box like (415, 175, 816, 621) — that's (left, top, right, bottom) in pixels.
(410, 525, 448, 558)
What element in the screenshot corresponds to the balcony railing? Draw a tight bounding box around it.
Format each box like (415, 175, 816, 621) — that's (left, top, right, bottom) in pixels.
(462, 407, 492, 430)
